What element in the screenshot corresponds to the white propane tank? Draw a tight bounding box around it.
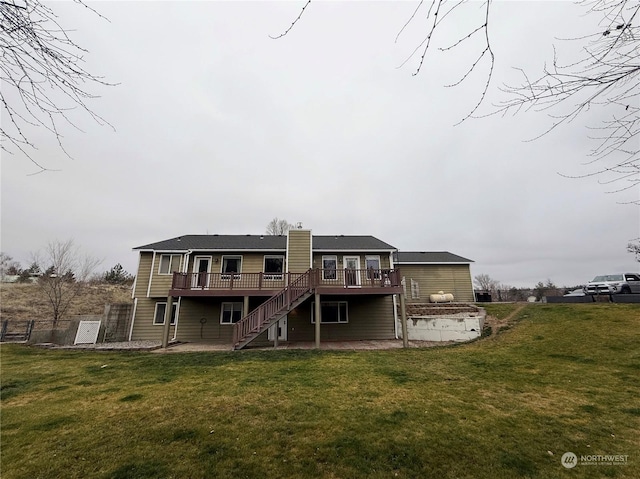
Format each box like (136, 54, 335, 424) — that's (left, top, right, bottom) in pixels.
(429, 291, 454, 303)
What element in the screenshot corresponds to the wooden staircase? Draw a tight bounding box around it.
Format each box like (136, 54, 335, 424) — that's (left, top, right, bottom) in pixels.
(233, 269, 315, 350)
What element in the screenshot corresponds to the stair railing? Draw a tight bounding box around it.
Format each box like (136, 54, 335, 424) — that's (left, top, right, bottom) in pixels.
(233, 269, 315, 346)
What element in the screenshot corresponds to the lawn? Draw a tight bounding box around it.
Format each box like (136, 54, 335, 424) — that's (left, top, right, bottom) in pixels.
(2, 304, 639, 479)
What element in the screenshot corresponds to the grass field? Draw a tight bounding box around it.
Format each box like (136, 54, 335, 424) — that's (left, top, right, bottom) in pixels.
(2, 303, 639, 478)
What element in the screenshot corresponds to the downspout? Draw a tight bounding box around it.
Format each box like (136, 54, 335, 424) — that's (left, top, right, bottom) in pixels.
(147, 251, 156, 298)
(390, 250, 398, 339)
(393, 294, 399, 339)
(173, 252, 190, 342)
(172, 297, 181, 341)
(128, 298, 138, 341)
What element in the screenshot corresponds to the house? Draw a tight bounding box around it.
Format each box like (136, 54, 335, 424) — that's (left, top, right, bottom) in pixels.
(128, 229, 474, 349)
(394, 252, 474, 303)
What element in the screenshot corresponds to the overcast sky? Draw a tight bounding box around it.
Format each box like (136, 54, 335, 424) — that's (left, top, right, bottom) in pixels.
(2, 0, 638, 288)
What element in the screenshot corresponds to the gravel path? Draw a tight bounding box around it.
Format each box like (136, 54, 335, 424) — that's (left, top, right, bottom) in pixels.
(36, 340, 162, 351)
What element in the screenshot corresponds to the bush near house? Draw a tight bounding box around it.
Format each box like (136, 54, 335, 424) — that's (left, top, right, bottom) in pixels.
(1, 304, 639, 479)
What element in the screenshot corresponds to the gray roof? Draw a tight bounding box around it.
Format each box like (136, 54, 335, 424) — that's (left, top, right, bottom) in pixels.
(394, 251, 473, 264)
(134, 234, 396, 252)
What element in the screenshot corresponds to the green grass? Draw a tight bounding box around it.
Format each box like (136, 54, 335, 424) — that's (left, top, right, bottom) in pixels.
(2, 304, 639, 479)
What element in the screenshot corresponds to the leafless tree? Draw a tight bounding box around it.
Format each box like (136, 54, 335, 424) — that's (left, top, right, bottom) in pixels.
(0, 0, 112, 173)
(266, 217, 294, 235)
(473, 273, 498, 292)
(0, 252, 20, 281)
(33, 239, 101, 327)
(496, 0, 639, 202)
(272, 0, 639, 202)
(628, 240, 640, 261)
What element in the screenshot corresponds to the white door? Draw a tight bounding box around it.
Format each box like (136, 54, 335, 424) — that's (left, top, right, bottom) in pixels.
(343, 256, 361, 287)
(268, 317, 287, 341)
(192, 256, 211, 288)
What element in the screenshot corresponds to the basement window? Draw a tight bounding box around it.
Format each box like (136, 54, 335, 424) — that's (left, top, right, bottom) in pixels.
(220, 302, 244, 324)
(311, 301, 348, 324)
(153, 302, 177, 325)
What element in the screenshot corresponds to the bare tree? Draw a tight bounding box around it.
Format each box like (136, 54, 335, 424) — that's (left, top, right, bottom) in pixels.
(33, 239, 101, 327)
(496, 0, 639, 202)
(266, 217, 294, 235)
(0, 0, 112, 172)
(272, 0, 639, 202)
(628, 240, 640, 261)
(0, 252, 20, 281)
(473, 273, 498, 292)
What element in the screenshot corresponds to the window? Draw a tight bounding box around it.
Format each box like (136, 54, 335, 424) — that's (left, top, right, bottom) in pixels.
(311, 301, 348, 324)
(158, 254, 182, 275)
(365, 255, 381, 279)
(411, 279, 420, 299)
(220, 302, 244, 324)
(153, 302, 177, 325)
(264, 255, 284, 280)
(322, 255, 337, 280)
(221, 256, 242, 279)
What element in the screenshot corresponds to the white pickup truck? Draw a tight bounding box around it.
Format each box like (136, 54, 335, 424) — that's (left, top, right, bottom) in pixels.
(584, 273, 640, 295)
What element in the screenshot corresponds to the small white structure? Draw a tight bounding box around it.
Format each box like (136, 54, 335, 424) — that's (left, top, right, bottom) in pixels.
(74, 320, 102, 345)
(399, 305, 485, 342)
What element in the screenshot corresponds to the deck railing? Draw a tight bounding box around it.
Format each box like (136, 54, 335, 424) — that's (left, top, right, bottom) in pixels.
(172, 269, 401, 292)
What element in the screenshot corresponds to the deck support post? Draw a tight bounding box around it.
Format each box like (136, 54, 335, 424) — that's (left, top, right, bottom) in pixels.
(162, 295, 174, 348)
(399, 292, 408, 348)
(314, 292, 321, 349)
(273, 320, 279, 348)
(243, 296, 250, 321)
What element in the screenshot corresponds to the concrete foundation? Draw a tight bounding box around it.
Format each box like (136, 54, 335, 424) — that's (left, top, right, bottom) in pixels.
(398, 304, 485, 342)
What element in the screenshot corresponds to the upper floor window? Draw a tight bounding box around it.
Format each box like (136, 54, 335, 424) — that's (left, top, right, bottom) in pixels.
(221, 256, 242, 279)
(322, 255, 337, 280)
(365, 255, 381, 279)
(411, 279, 420, 299)
(264, 255, 284, 279)
(158, 254, 181, 275)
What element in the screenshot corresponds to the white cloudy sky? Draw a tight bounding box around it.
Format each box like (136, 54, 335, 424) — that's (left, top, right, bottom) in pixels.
(1, 0, 638, 288)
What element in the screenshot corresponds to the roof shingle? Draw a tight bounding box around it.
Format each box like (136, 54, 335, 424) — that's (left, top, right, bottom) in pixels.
(134, 234, 396, 251)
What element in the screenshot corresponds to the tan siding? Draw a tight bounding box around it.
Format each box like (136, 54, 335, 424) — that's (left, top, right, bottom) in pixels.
(185, 253, 282, 274)
(174, 298, 234, 343)
(148, 254, 183, 298)
(174, 297, 266, 344)
(130, 297, 176, 341)
(287, 230, 312, 273)
(312, 254, 391, 269)
(288, 295, 395, 341)
(133, 253, 153, 298)
(400, 264, 474, 302)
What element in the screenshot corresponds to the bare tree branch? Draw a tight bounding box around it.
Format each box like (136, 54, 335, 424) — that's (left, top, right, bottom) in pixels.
(269, 0, 312, 40)
(270, 0, 638, 202)
(0, 0, 115, 173)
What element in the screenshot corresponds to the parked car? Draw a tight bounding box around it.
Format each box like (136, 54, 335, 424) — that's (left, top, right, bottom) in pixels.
(584, 273, 640, 295)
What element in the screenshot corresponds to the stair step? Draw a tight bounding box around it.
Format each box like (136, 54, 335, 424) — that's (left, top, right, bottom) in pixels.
(234, 285, 314, 350)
